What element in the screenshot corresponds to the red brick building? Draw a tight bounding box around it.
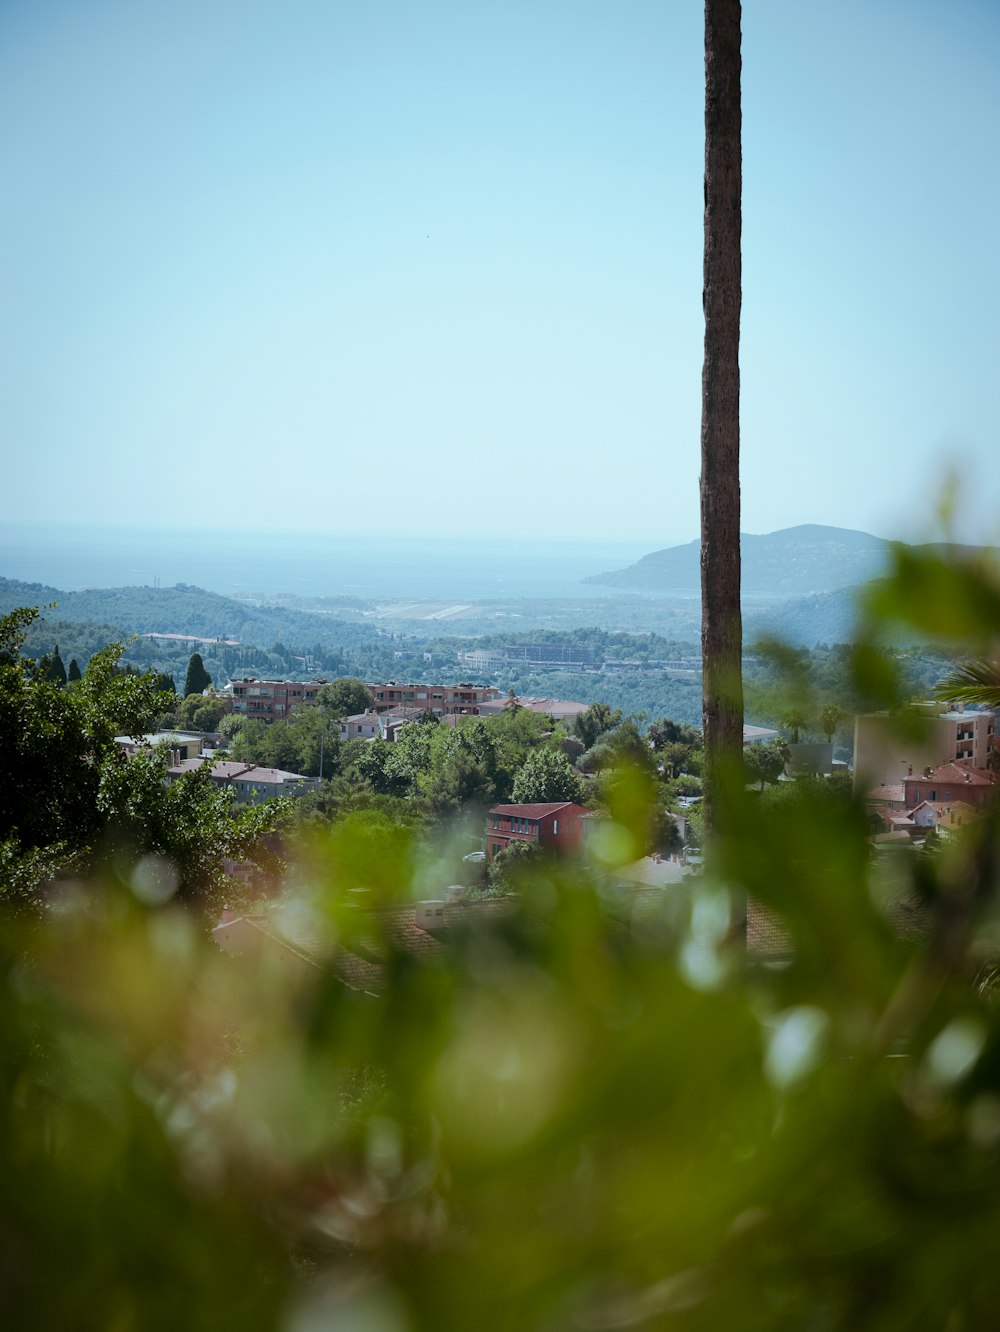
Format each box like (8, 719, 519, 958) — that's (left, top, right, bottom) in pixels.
(486, 802, 591, 863)
(903, 760, 997, 810)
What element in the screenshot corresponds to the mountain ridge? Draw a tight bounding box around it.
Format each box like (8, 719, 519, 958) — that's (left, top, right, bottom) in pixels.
(583, 524, 995, 598)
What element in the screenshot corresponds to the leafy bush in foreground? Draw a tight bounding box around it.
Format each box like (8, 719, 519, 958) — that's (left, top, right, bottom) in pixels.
(2, 540, 1000, 1329)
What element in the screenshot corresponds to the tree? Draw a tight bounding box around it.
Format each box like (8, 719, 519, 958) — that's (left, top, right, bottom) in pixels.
(573, 702, 622, 751)
(743, 739, 788, 791)
(579, 719, 656, 777)
(511, 749, 585, 805)
(647, 717, 701, 752)
(183, 652, 212, 697)
(0, 608, 280, 912)
(67, 658, 82, 683)
(317, 677, 374, 719)
(781, 709, 808, 745)
(38, 644, 67, 686)
(659, 740, 697, 779)
(487, 839, 544, 893)
(819, 702, 841, 743)
(174, 693, 228, 733)
(700, 0, 743, 837)
(422, 720, 503, 811)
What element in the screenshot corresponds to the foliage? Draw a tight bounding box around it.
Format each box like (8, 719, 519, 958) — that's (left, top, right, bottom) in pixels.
(420, 719, 505, 812)
(578, 717, 656, 777)
(168, 691, 229, 733)
(225, 706, 343, 779)
(0, 609, 284, 912)
(486, 837, 544, 892)
(37, 643, 67, 685)
(573, 701, 622, 750)
(183, 652, 212, 697)
(819, 701, 841, 740)
(935, 656, 1000, 709)
(317, 677, 374, 718)
(7, 542, 1000, 1326)
(510, 748, 586, 805)
(743, 738, 789, 791)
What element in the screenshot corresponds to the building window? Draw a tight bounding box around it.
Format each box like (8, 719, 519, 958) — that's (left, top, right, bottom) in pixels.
(552, 819, 559, 835)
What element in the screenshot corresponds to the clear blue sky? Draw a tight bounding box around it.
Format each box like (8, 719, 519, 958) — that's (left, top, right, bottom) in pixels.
(2, 0, 998, 547)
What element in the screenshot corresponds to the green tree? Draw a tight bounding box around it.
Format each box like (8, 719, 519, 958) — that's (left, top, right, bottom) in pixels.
(317, 677, 374, 719)
(183, 652, 212, 697)
(573, 702, 622, 751)
(781, 708, 808, 744)
(579, 718, 656, 777)
(819, 702, 842, 743)
(422, 721, 504, 811)
(0, 608, 279, 912)
(66, 658, 82, 683)
(647, 717, 701, 752)
(348, 736, 410, 798)
(743, 738, 788, 791)
(174, 693, 228, 733)
(487, 838, 544, 892)
(38, 644, 68, 686)
(511, 749, 586, 805)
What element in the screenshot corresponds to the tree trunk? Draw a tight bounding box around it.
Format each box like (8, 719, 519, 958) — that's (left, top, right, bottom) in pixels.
(700, 0, 743, 837)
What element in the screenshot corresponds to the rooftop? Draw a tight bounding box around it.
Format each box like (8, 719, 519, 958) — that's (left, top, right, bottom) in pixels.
(909, 761, 995, 786)
(490, 802, 587, 817)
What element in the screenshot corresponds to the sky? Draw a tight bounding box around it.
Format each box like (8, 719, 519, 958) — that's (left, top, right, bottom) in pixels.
(2, 0, 999, 548)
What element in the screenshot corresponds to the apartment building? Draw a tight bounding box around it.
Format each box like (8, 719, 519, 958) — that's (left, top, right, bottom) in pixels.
(224, 679, 327, 720)
(854, 703, 996, 789)
(368, 683, 502, 716)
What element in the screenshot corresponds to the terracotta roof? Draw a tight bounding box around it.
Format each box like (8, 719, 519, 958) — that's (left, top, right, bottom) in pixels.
(490, 802, 586, 817)
(864, 785, 906, 804)
(214, 899, 514, 996)
(909, 761, 995, 787)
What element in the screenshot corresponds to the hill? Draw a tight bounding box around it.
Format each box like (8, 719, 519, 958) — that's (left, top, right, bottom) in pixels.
(584, 524, 892, 596)
(0, 577, 381, 650)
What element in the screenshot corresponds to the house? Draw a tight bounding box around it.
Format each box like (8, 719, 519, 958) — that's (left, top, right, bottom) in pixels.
(114, 730, 207, 763)
(477, 696, 591, 727)
(903, 760, 996, 811)
(909, 800, 983, 836)
(486, 802, 591, 862)
(167, 757, 317, 802)
(862, 782, 908, 820)
(338, 709, 384, 741)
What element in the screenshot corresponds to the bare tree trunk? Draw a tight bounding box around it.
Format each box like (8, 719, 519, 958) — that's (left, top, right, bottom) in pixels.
(700, 0, 743, 837)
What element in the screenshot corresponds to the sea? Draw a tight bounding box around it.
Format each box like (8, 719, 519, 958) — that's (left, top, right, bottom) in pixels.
(0, 524, 668, 603)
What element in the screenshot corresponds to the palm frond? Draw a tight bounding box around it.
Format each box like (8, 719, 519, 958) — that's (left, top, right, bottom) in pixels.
(934, 658, 1000, 708)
